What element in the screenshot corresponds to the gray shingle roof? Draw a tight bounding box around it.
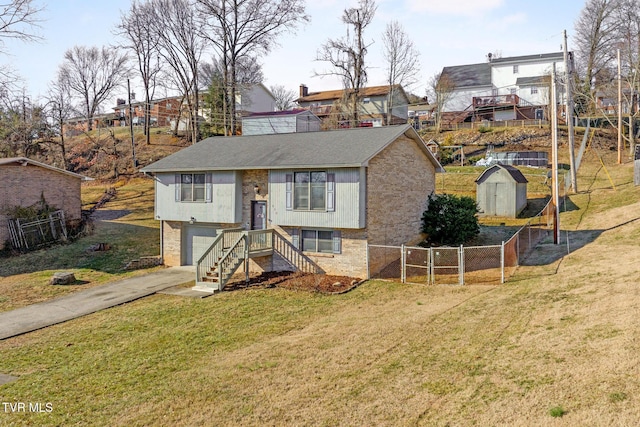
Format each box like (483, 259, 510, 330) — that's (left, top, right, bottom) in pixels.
(475, 164, 528, 184)
(441, 63, 491, 88)
(491, 52, 564, 64)
(141, 125, 444, 173)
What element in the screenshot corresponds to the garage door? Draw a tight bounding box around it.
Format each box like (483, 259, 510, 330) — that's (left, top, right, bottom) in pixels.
(182, 225, 218, 265)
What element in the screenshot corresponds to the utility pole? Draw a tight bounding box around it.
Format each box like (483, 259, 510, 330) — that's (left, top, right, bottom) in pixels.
(564, 30, 577, 192)
(618, 49, 623, 164)
(551, 64, 560, 245)
(128, 79, 138, 168)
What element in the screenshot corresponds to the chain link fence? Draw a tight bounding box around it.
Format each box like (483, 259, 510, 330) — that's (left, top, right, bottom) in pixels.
(368, 195, 559, 285)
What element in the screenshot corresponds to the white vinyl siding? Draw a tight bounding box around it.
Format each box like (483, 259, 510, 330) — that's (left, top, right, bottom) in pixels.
(270, 168, 364, 229)
(155, 171, 241, 223)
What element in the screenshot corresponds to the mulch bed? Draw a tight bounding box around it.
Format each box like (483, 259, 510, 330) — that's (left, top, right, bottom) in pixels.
(223, 271, 364, 294)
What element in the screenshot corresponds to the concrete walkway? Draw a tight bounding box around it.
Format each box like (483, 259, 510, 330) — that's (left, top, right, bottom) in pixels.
(0, 267, 197, 340)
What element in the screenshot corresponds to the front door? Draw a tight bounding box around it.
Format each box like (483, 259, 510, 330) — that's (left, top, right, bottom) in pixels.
(251, 201, 267, 230)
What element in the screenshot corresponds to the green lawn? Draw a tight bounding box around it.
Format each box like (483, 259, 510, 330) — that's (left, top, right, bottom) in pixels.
(2, 143, 640, 425)
(0, 177, 161, 312)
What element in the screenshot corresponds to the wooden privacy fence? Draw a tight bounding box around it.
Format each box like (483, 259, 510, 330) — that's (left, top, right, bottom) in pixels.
(7, 210, 68, 251)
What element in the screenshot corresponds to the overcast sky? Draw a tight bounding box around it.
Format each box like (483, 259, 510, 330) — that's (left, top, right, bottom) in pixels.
(3, 0, 585, 107)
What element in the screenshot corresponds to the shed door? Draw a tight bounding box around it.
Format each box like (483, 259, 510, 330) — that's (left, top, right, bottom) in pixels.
(182, 225, 218, 265)
(495, 182, 509, 216)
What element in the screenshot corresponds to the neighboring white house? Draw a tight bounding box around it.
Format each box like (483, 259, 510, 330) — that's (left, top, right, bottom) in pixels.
(235, 82, 277, 115)
(440, 52, 567, 121)
(241, 109, 321, 136)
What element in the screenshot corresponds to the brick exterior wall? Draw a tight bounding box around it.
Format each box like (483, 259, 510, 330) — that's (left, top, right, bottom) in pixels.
(366, 135, 436, 246)
(0, 163, 82, 249)
(241, 169, 269, 229)
(160, 135, 437, 279)
(161, 220, 182, 266)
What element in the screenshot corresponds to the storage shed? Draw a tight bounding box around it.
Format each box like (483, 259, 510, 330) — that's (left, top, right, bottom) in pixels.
(475, 164, 528, 217)
(241, 109, 320, 136)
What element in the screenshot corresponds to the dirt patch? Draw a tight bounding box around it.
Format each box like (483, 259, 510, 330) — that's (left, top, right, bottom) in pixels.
(223, 271, 363, 294)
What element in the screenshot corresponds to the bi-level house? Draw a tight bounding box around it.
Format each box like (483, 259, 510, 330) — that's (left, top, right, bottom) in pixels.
(141, 125, 444, 293)
(439, 52, 567, 123)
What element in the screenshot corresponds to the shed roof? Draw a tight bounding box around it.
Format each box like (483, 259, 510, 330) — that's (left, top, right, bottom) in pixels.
(475, 164, 528, 184)
(0, 157, 91, 180)
(141, 125, 444, 173)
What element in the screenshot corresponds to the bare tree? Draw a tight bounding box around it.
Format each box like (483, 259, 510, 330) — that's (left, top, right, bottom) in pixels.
(0, 92, 46, 158)
(58, 46, 129, 131)
(0, 0, 43, 53)
(316, 0, 377, 127)
(381, 20, 420, 125)
(270, 84, 296, 111)
(116, 0, 162, 145)
(43, 75, 76, 169)
(200, 56, 264, 134)
(196, 0, 309, 135)
(428, 71, 455, 132)
(573, 0, 617, 112)
(147, 0, 204, 143)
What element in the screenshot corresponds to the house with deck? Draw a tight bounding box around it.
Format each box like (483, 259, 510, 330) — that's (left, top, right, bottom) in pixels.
(141, 125, 444, 293)
(439, 52, 568, 123)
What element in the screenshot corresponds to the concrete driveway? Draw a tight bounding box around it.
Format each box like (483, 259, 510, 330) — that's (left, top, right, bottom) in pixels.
(0, 267, 197, 340)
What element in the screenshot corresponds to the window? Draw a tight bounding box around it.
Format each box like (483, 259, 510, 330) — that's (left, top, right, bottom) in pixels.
(294, 171, 326, 210)
(513, 65, 519, 74)
(530, 87, 538, 95)
(181, 173, 205, 202)
(302, 230, 335, 253)
(510, 88, 517, 95)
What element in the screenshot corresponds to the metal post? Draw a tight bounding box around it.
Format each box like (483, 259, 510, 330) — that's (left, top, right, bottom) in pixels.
(401, 244, 406, 284)
(459, 245, 464, 286)
(429, 247, 434, 285)
(501, 241, 505, 284)
(366, 243, 370, 280)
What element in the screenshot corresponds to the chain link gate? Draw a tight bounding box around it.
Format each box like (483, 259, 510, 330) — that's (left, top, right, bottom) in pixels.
(368, 244, 506, 285)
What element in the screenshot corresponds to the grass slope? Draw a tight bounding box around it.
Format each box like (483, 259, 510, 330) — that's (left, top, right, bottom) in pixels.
(0, 177, 161, 312)
(1, 142, 640, 425)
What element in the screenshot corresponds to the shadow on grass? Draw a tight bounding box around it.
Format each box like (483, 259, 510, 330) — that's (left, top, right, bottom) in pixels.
(520, 216, 640, 267)
(520, 229, 604, 266)
(0, 221, 159, 277)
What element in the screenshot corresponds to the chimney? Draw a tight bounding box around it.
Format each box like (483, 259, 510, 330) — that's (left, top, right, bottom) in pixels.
(300, 84, 308, 98)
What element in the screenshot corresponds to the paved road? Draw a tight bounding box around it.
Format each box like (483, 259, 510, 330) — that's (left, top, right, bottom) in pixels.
(0, 267, 196, 340)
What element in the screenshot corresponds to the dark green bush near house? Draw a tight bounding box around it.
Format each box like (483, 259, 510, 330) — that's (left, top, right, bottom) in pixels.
(421, 193, 480, 245)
